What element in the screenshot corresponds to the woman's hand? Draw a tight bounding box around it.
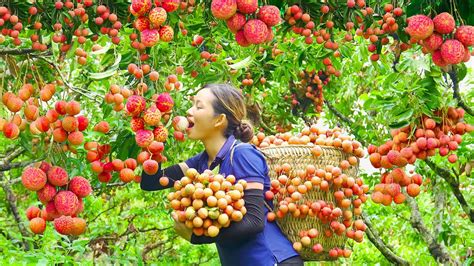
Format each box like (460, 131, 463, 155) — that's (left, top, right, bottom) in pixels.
(172, 212, 193, 242)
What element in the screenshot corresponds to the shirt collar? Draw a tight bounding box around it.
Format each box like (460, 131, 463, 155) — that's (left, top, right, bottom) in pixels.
(209, 135, 236, 169)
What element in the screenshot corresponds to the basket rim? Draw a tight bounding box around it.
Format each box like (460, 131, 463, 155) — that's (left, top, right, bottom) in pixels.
(259, 144, 347, 151)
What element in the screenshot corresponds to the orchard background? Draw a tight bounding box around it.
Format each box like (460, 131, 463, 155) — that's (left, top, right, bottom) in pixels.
(0, 0, 473, 264)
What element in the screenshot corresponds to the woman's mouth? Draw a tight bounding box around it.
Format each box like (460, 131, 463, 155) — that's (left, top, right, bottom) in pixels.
(187, 118, 195, 131)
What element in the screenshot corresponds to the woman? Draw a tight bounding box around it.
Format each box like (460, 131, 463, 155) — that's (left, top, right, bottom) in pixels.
(141, 84, 302, 266)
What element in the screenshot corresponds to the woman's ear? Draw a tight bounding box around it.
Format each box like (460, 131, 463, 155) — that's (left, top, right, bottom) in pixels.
(214, 113, 227, 129)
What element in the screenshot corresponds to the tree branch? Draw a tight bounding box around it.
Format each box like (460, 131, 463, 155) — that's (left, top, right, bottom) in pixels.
(0, 48, 51, 56)
(448, 69, 473, 116)
(405, 195, 460, 265)
(2, 147, 25, 164)
(0, 173, 31, 251)
(0, 157, 45, 171)
(432, 178, 445, 237)
(362, 212, 409, 265)
(425, 159, 474, 223)
(324, 100, 353, 124)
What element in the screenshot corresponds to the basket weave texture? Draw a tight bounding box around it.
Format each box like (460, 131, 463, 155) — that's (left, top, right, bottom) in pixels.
(260, 145, 359, 261)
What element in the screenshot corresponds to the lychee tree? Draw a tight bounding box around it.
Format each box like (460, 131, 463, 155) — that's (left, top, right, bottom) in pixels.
(0, 0, 473, 264)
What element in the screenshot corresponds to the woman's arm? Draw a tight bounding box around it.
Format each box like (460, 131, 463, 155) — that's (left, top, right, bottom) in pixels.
(140, 162, 189, 191)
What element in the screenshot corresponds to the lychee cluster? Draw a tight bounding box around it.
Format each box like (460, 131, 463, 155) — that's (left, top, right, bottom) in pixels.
(22, 162, 91, 236)
(368, 107, 472, 204)
(1, 82, 58, 140)
(297, 68, 332, 113)
(86, 141, 140, 184)
(168, 168, 248, 238)
(405, 13, 473, 66)
(129, 0, 180, 47)
(210, 0, 281, 46)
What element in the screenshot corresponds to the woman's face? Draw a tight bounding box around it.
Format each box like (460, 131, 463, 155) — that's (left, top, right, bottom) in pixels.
(186, 88, 225, 141)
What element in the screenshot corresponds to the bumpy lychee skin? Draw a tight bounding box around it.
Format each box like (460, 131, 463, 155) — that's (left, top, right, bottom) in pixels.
(54, 191, 79, 216)
(47, 166, 69, 187)
(226, 13, 246, 33)
(405, 15, 434, 40)
(149, 7, 167, 27)
(143, 106, 162, 126)
(135, 129, 154, 148)
(153, 125, 169, 142)
(45, 201, 60, 220)
(22, 167, 47, 191)
(26, 206, 41, 220)
(211, 0, 237, 20)
(236, 0, 257, 14)
(462, 46, 471, 62)
(70, 217, 87, 236)
(432, 50, 448, 66)
(69, 176, 92, 198)
(54, 215, 74, 235)
(134, 16, 151, 32)
(126, 95, 146, 117)
(243, 19, 269, 44)
(141, 28, 160, 47)
(37, 183, 57, 204)
(159, 25, 174, 42)
(432, 12, 455, 34)
(235, 30, 251, 47)
(161, 0, 180, 13)
(257, 5, 281, 27)
(156, 93, 174, 112)
(30, 217, 46, 234)
(440, 39, 465, 65)
(77, 115, 89, 131)
(130, 117, 145, 132)
(423, 33, 443, 51)
(455, 25, 474, 47)
(131, 0, 152, 16)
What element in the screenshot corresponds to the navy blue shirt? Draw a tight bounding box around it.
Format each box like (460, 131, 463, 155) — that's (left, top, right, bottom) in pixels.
(185, 135, 298, 266)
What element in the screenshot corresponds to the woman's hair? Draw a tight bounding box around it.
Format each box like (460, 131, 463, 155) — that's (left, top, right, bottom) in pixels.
(203, 83, 254, 143)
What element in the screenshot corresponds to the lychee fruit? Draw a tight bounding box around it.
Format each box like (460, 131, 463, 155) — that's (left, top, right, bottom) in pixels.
(45, 201, 60, 220)
(131, 0, 152, 16)
(172, 116, 189, 132)
(69, 176, 92, 198)
(143, 106, 162, 126)
(30, 217, 46, 234)
(37, 183, 57, 204)
(236, 0, 257, 14)
(135, 129, 154, 148)
(440, 39, 465, 64)
(211, 0, 237, 20)
(134, 16, 151, 32)
(454, 25, 474, 47)
(77, 115, 89, 131)
(156, 93, 174, 112)
(54, 191, 79, 216)
(93, 121, 110, 133)
(149, 7, 167, 27)
(68, 131, 84, 145)
(153, 125, 169, 142)
(130, 117, 145, 132)
(161, 0, 180, 13)
(243, 19, 268, 44)
(26, 206, 41, 220)
(65, 101, 80, 116)
(432, 50, 448, 66)
(405, 15, 434, 40)
(258, 5, 281, 27)
(119, 168, 136, 183)
(141, 28, 160, 47)
(22, 167, 47, 191)
(143, 159, 159, 175)
(422, 33, 443, 51)
(70, 217, 87, 235)
(47, 166, 69, 187)
(126, 95, 146, 117)
(3, 123, 20, 139)
(226, 13, 246, 33)
(54, 215, 74, 235)
(432, 12, 455, 34)
(62, 116, 78, 132)
(159, 25, 174, 42)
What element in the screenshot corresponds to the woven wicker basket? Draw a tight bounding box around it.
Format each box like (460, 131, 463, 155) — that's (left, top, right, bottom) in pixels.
(260, 145, 359, 261)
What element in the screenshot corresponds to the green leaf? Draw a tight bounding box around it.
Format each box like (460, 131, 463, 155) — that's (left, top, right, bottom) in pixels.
(228, 56, 252, 70)
(88, 54, 122, 80)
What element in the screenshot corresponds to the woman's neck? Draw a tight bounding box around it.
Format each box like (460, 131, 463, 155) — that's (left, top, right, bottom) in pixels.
(202, 134, 228, 163)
